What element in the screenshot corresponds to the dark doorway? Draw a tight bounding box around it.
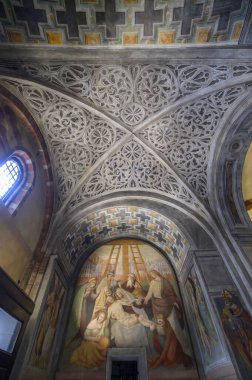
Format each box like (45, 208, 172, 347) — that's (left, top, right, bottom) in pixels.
(111, 360, 138, 380)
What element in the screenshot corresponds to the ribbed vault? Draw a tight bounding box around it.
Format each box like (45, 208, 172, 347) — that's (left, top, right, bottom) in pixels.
(1, 56, 252, 298)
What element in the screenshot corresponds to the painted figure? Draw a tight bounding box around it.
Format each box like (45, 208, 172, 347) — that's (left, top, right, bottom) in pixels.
(144, 270, 192, 365)
(187, 277, 217, 355)
(66, 277, 97, 345)
(106, 291, 154, 348)
(221, 289, 252, 372)
(144, 270, 182, 322)
(149, 313, 192, 368)
(70, 310, 109, 368)
(92, 271, 116, 316)
(61, 241, 195, 375)
(121, 273, 145, 299)
(34, 275, 64, 368)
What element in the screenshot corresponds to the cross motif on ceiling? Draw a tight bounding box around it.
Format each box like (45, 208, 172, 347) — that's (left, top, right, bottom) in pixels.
(136, 211, 150, 223)
(212, 0, 242, 31)
(56, 0, 87, 38)
(136, 224, 149, 234)
(99, 226, 112, 235)
(173, 232, 184, 248)
(82, 234, 95, 246)
(135, 0, 163, 37)
(70, 248, 79, 264)
(173, 0, 204, 35)
(170, 245, 179, 261)
(13, 0, 47, 36)
(117, 223, 130, 232)
(154, 232, 166, 244)
(65, 234, 74, 250)
(96, 0, 125, 39)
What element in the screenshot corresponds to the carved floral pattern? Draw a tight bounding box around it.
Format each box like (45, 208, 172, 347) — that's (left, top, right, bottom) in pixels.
(2, 79, 126, 205)
(22, 62, 252, 127)
(68, 138, 202, 212)
(141, 86, 246, 198)
(0, 66, 249, 216)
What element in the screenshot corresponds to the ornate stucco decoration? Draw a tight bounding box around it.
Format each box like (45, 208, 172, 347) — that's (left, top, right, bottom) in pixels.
(1, 60, 251, 232)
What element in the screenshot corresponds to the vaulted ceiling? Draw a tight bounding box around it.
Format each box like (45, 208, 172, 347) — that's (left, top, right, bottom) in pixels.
(1, 56, 250, 214)
(1, 45, 252, 277)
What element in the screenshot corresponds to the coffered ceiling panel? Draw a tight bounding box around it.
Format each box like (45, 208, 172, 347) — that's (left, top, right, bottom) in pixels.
(0, 0, 251, 45)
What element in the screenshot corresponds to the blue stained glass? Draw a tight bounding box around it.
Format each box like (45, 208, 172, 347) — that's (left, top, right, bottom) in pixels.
(0, 159, 22, 200)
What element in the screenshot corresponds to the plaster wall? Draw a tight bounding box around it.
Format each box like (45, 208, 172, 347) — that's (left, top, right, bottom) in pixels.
(0, 98, 47, 253)
(13, 165, 46, 253)
(0, 201, 32, 285)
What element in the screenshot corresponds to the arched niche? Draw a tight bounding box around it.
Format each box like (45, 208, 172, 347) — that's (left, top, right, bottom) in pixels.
(48, 194, 252, 310)
(208, 98, 252, 280)
(42, 200, 251, 380)
(47, 198, 221, 281)
(56, 238, 197, 380)
(209, 99, 252, 233)
(50, 236, 236, 380)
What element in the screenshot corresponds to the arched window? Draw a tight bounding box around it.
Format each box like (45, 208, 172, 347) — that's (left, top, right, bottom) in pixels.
(0, 159, 23, 202)
(0, 150, 35, 214)
(242, 142, 252, 221)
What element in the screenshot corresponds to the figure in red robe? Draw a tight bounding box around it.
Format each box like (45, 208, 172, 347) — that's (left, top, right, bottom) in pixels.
(144, 270, 192, 368)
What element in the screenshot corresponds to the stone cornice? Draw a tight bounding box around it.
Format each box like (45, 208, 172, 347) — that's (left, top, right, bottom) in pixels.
(1, 44, 252, 62)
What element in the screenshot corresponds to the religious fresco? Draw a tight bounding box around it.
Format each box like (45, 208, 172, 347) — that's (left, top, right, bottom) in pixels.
(30, 272, 65, 370)
(213, 290, 252, 380)
(59, 239, 196, 379)
(185, 268, 224, 369)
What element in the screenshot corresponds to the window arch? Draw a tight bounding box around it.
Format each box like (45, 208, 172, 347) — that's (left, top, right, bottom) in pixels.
(0, 158, 23, 202)
(242, 142, 252, 221)
(0, 150, 35, 214)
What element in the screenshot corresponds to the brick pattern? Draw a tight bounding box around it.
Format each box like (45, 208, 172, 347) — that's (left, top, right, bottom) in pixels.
(0, 0, 249, 45)
(61, 206, 190, 274)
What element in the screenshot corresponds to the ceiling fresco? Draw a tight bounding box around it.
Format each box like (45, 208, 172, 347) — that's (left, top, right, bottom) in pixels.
(0, 0, 251, 45)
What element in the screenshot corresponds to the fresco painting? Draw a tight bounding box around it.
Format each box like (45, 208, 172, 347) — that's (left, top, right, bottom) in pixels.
(59, 239, 195, 379)
(30, 272, 65, 370)
(186, 269, 223, 368)
(214, 289, 252, 380)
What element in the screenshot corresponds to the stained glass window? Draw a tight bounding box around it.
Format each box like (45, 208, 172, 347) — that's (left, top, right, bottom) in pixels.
(0, 151, 34, 214)
(0, 159, 23, 201)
